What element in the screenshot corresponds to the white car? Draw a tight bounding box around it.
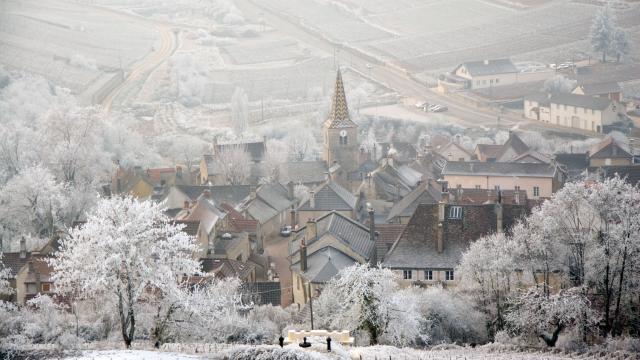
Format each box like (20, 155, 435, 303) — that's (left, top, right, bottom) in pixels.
(428, 104, 448, 113)
(280, 226, 292, 237)
(415, 101, 428, 109)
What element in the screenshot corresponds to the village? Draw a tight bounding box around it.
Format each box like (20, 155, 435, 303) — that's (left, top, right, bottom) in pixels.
(1, 0, 640, 359)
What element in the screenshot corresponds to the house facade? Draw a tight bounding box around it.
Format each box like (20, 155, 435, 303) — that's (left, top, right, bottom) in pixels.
(524, 93, 618, 133)
(442, 161, 564, 199)
(588, 137, 633, 167)
(452, 59, 519, 90)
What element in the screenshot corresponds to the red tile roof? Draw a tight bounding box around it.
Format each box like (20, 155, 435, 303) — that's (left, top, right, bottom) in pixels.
(220, 203, 258, 233)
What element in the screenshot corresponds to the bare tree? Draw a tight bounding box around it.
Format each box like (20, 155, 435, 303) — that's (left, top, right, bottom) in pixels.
(216, 144, 251, 185)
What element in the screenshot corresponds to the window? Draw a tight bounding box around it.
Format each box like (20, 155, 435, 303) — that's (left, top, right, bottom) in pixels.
(26, 283, 37, 294)
(449, 206, 462, 219)
(445, 270, 455, 281)
(494, 185, 500, 191)
(339, 135, 348, 145)
(514, 185, 520, 191)
(475, 185, 481, 189)
(403, 270, 413, 280)
(41, 283, 51, 292)
(424, 270, 433, 281)
(490, 79, 494, 84)
(533, 186, 540, 197)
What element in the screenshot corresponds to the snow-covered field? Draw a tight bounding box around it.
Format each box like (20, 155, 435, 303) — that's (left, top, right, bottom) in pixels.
(58, 346, 609, 360)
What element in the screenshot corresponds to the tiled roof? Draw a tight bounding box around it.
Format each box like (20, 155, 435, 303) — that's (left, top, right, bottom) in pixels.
(172, 220, 200, 236)
(217, 141, 265, 163)
(555, 153, 589, 172)
(290, 211, 374, 261)
(298, 181, 357, 211)
(590, 165, 640, 186)
(495, 132, 530, 161)
(476, 144, 503, 160)
(200, 258, 255, 280)
(450, 188, 528, 205)
(550, 93, 611, 111)
(325, 69, 357, 129)
(578, 82, 620, 96)
(291, 247, 357, 283)
(459, 59, 518, 76)
(375, 224, 406, 262)
(219, 203, 258, 233)
(589, 137, 632, 159)
(442, 161, 558, 178)
(175, 185, 251, 206)
(386, 181, 441, 221)
(1, 252, 30, 279)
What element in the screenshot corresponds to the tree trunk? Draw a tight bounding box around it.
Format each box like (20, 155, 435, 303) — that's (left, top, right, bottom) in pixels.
(540, 324, 564, 347)
(601, 231, 612, 336)
(612, 247, 627, 336)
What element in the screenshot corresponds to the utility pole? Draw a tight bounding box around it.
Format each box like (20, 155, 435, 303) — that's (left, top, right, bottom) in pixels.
(308, 282, 314, 330)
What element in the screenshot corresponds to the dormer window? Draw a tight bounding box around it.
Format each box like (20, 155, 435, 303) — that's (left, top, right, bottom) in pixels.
(449, 206, 462, 219)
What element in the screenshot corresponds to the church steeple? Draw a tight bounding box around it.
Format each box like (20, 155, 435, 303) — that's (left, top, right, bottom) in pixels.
(325, 69, 357, 129)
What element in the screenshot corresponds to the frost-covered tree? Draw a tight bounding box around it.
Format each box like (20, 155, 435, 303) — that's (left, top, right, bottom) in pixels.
(0, 252, 12, 296)
(315, 264, 419, 346)
(231, 88, 249, 137)
(262, 139, 289, 183)
(610, 27, 631, 63)
(216, 145, 252, 185)
(50, 196, 201, 348)
(543, 75, 577, 94)
(285, 129, 318, 161)
(506, 287, 598, 347)
(458, 233, 520, 335)
(590, 5, 616, 62)
(0, 165, 67, 240)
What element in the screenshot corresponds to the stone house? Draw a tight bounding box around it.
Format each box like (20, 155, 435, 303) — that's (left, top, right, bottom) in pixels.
(295, 180, 359, 226)
(588, 136, 633, 167)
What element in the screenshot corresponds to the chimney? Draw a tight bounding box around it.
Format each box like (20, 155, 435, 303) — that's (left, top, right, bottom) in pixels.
(305, 218, 317, 245)
(287, 181, 295, 201)
(496, 202, 504, 233)
(249, 186, 257, 201)
(514, 190, 520, 205)
(183, 200, 190, 210)
(290, 205, 297, 228)
(437, 202, 445, 254)
(202, 189, 212, 199)
(368, 205, 377, 264)
(454, 184, 462, 203)
(309, 190, 315, 209)
(20, 236, 26, 259)
(300, 239, 308, 272)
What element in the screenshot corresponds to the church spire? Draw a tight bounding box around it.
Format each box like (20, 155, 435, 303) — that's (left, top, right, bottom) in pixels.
(325, 69, 357, 129)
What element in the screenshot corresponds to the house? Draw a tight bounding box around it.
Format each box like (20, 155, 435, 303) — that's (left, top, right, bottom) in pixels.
(289, 212, 375, 306)
(442, 161, 564, 199)
(386, 180, 442, 224)
(554, 153, 590, 181)
(475, 144, 503, 162)
(177, 192, 226, 257)
(111, 166, 191, 200)
(572, 82, 621, 102)
(450, 59, 519, 90)
(163, 184, 251, 216)
(524, 92, 619, 133)
(588, 136, 633, 167)
(201, 258, 256, 282)
(15, 253, 55, 304)
(363, 157, 423, 203)
(493, 132, 531, 162)
(1, 238, 31, 303)
(434, 141, 473, 162)
(382, 196, 528, 286)
(296, 180, 359, 225)
(379, 142, 418, 164)
(244, 182, 296, 242)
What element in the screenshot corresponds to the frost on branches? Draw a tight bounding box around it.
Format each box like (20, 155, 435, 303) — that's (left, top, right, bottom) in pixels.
(0, 252, 12, 296)
(50, 196, 201, 348)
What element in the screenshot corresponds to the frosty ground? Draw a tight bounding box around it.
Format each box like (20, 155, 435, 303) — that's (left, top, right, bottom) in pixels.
(56, 345, 612, 360)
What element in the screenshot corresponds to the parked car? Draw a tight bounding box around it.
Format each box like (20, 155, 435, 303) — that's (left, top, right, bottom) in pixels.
(280, 226, 292, 237)
(428, 104, 448, 112)
(415, 101, 428, 109)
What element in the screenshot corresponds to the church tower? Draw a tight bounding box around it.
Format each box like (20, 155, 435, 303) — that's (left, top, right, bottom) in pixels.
(323, 69, 359, 175)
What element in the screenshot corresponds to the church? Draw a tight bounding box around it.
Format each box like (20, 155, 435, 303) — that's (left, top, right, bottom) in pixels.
(322, 69, 363, 188)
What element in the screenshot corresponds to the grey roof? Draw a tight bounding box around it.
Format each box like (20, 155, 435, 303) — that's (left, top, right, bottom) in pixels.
(524, 92, 551, 106)
(458, 59, 518, 77)
(578, 82, 620, 96)
(550, 93, 612, 110)
(298, 181, 357, 211)
(591, 165, 640, 186)
(386, 181, 441, 222)
(442, 161, 558, 178)
(383, 204, 464, 269)
(175, 185, 250, 206)
(278, 161, 327, 185)
(495, 132, 530, 161)
(554, 153, 589, 173)
(291, 247, 358, 283)
(217, 141, 265, 163)
(290, 211, 374, 261)
(246, 183, 293, 223)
